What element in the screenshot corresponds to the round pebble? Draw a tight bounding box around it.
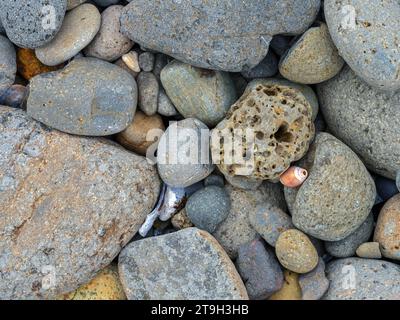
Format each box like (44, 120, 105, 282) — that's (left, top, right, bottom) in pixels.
(356, 242, 382, 259)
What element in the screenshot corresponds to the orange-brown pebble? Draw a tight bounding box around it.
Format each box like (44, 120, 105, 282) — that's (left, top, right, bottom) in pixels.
(17, 48, 62, 80)
(280, 166, 308, 188)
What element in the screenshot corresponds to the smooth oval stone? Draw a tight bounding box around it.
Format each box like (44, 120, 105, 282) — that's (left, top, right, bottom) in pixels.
(27, 57, 137, 136)
(356, 242, 382, 259)
(118, 228, 248, 300)
(157, 118, 214, 188)
(324, 258, 400, 300)
(317, 66, 400, 179)
(84, 5, 133, 62)
(120, 0, 320, 72)
(137, 72, 159, 116)
(157, 87, 178, 117)
(0, 106, 160, 299)
(36, 4, 101, 66)
(0, 0, 66, 48)
(374, 194, 400, 260)
(138, 52, 155, 72)
(0, 35, 16, 92)
(161, 60, 237, 127)
(325, 213, 374, 258)
(299, 259, 329, 300)
(285, 132, 376, 241)
(279, 22, 344, 84)
(325, 0, 400, 91)
(186, 186, 230, 233)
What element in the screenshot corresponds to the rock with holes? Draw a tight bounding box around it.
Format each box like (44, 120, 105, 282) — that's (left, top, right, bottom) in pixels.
(285, 132, 376, 241)
(0, 106, 160, 299)
(324, 0, 400, 91)
(27, 57, 137, 136)
(324, 258, 400, 300)
(211, 83, 315, 182)
(120, 0, 321, 72)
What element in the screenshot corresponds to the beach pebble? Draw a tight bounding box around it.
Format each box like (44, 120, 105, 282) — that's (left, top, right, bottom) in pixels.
(161, 60, 237, 127)
(285, 132, 376, 241)
(0, 0, 66, 48)
(270, 35, 293, 56)
(374, 194, 400, 260)
(299, 260, 329, 300)
(279, 22, 344, 84)
(157, 118, 214, 188)
(118, 228, 249, 300)
(356, 242, 382, 259)
(84, 5, 134, 62)
(269, 270, 302, 300)
(27, 57, 137, 136)
(325, 213, 374, 258)
(120, 0, 320, 72)
(236, 239, 284, 300)
(186, 186, 230, 233)
(36, 4, 101, 66)
(275, 229, 319, 274)
(317, 66, 400, 179)
(374, 175, 399, 203)
(324, 0, 400, 91)
(397, 172, 400, 192)
(157, 88, 178, 117)
(67, 0, 86, 10)
(249, 205, 294, 247)
(0, 85, 28, 109)
(137, 72, 159, 116)
(171, 209, 194, 230)
(324, 258, 400, 300)
(240, 50, 278, 79)
(17, 48, 61, 81)
(204, 175, 225, 188)
(138, 52, 155, 72)
(0, 106, 160, 299)
(224, 175, 263, 191)
(116, 111, 165, 156)
(0, 35, 16, 93)
(93, 0, 119, 7)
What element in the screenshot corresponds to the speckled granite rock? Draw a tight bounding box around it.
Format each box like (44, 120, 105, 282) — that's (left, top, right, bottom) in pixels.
(285, 132, 376, 241)
(0, 106, 160, 300)
(27, 58, 137, 136)
(317, 66, 400, 179)
(118, 228, 248, 300)
(120, 0, 321, 72)
(0, 35, 16, 92)
(0, 0, 66, 48)
(324, 0, 400, 91)
(324, 258, 400, 300)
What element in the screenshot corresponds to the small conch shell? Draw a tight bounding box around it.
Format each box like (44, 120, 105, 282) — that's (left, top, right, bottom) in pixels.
(280, 166, 308, 188)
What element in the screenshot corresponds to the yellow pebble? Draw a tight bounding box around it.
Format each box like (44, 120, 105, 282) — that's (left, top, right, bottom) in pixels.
(269, 270, 302, 300)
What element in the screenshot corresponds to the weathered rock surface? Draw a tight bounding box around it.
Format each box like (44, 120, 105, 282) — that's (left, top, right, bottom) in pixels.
(0, 35, 16, 92)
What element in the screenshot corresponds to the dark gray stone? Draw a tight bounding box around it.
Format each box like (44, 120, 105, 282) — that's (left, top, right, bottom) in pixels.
(397, 171, 400, 192)
(138, 52, 155, 72)
(374, 175, 398, 203)
(240, 50, 278, 79)
(137, 72, 159, 116)
(0, 35, 16, 92)
(299, 259, 329, 300)
(204, 174, 225, 188)
(120, 0, 321, 72)
(27, 58, 137, 136)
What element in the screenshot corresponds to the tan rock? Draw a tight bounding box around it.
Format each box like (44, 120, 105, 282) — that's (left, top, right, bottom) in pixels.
(356, 242, 382, 259)
(171, 209, 194, 230)
(269, 270, 302, 300)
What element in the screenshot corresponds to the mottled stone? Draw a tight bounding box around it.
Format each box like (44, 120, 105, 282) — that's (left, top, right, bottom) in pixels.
(285, 133, 376, 241)
(27, 58, 137, 136)
(324, 258, 400, 300)
(118, 228, 248, 300)
(36, 4, 101, 66)
(0, 35, 16, 92)
(0, 107, 160, 299)
(0, 0, 66, 48)
(171, 209, 194, 230)
(299, 260, 329, 300)
(317, 66, 400, 179)
(279, 22, 344, 84)
(236, 239, 283, 300)
(161, 60, 237, 127)
(356, 242, 382, 259)
(324, 0, 400, 91)
(137, 72, 159, 116)
(0, 85, 28, 109)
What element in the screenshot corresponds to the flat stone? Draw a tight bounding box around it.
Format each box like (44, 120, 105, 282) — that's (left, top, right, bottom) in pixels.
(118, 228, 249, 300)
(27, 57, 137, 136)
(0, 106, 160, 299)
(0, 35, 16, 92)
(120, 0, 321, 72)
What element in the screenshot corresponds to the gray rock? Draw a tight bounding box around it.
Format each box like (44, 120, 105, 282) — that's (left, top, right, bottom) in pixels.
(84, 5, 134, 62)
(324, 0, 400, 91)
(0, 106, 160, 299)
(161, 60, 237, 127)
(36, 4, 101, 66)
(138, 52, 155, 72)
(204, 174, 225, 188)
(153, 53, 170, 80)
(224, 175, 263, 191)
(157, 118, 214, 188)
(325, 213, 374, 258)
(157, 87, 178, 117)
(0, 85, 28, 109)
(120, 0, 321, 72)
(249, 205, 293, 247)
(270, 35, 293, 56)
(374, 175, 398, 203)
(0, 35, 16, 92)
(397, 171, 400, 192)
(93, 0, 119, 6)
(0, 18, 5, 34)
(118, 228, 249, 300)
(324, 258, 400, 300)
(186, 186, 230, 233)
(27, 57, 137, 136)
(213, 182, 286, 258)
(0, 0, 66, 48)
(236, 239, 283, 300)
(285, 132, 376, 241)
(317, 66, 400, 179)
(137, 72, 159, 116)
(299, 260, 329, 300)
(67, 0, 86, 10)
(240, 50, 278, 79)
